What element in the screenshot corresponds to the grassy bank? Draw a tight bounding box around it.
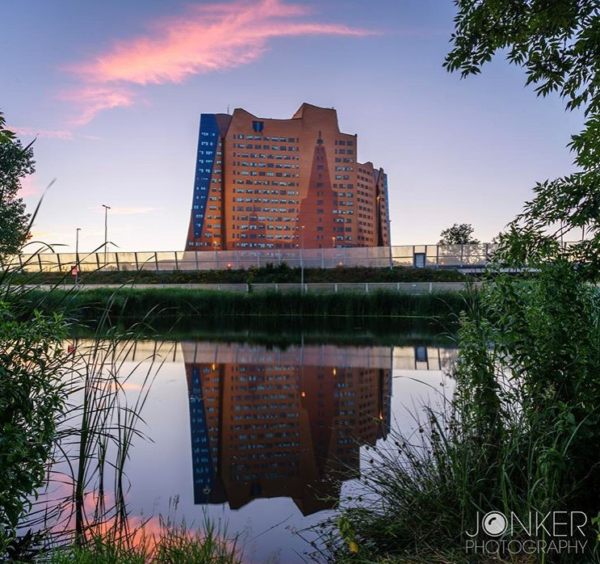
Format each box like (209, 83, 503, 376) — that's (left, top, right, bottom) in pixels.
(14, 287, 470, 322)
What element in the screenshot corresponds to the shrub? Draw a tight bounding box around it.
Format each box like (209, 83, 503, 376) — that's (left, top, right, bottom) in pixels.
(328, 261, 600, 563)
(0, 302, 69, 557)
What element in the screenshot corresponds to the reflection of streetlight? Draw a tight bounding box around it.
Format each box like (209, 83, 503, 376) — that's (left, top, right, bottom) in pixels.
(75, 228, 81, 284)
(300, 225, 305, 291)
(102, 204, 111, 267)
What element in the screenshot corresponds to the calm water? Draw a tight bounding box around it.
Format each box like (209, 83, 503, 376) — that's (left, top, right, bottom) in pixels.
(50, 329, 457, 563)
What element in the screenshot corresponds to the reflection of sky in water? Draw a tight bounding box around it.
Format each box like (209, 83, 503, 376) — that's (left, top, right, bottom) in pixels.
(60, 340, 456, 564)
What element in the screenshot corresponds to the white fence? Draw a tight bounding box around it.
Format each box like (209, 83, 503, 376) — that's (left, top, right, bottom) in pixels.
(10, 244, 497, 273)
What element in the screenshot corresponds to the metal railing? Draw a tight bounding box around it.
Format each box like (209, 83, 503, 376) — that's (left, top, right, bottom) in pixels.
(9, 244, 498, 273)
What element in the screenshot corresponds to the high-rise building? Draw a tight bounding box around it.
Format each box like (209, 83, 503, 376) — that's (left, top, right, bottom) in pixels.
(186, 103, 390, 251)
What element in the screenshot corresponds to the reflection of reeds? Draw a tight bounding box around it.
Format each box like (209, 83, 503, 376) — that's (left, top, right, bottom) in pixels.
(36, 316, 165, 546)
(32, 311, 240, 562)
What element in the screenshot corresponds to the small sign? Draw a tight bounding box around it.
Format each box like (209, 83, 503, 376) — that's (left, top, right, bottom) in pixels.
(71, 266, 78, 276)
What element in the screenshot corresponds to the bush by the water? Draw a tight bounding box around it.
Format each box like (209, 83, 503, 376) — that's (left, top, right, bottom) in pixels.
(329, 260, 600, 563)
(0, 301, 70, 556)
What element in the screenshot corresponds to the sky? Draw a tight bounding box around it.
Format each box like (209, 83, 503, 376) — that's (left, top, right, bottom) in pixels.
(1, 0, 583, 252)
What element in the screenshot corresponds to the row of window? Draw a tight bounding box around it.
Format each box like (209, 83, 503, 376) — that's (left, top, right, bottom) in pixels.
(236, 171, 297, 178)
(235, 162, 299, 169)
(234, 198, 297, 204)
(235, 152, 298, 161)
(235, 180, 298, 187)
(233, 188, 299, 195)
(234, 143, 298, 151)
(232, 134, 298, 142)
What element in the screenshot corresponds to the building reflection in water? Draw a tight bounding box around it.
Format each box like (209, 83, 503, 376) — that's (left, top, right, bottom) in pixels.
(184, 343, 396, 516)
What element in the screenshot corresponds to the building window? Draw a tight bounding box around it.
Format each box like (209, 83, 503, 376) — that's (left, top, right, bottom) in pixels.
(252, 121, 264, 133)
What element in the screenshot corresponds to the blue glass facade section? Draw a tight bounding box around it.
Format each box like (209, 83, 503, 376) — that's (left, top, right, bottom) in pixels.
(383, 172, 391, 239)
(189, 366, 215, 504)
(192, 114, 220, 239)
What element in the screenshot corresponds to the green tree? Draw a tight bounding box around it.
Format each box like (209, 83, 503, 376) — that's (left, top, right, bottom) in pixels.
(0, 131, 34, 263)
(445, 0, 600, 273)
(438, 222, 479, 245)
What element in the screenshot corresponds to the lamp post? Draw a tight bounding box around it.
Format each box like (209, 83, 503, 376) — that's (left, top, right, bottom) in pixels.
(300, 225, 305, 292)
(75, 227, 81, 284)
(102, 204, 111, 268)
(388, 220, 393, 270)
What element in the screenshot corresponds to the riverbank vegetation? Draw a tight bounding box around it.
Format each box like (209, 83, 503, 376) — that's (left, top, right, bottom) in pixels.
(0, 114, 242, 563)
(15, 286, 470, 322)
(326, 261, 600, 563)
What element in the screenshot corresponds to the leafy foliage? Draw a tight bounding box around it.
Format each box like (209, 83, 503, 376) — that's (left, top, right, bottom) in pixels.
(446, 0, 600, 275)
(0, 111, 16, 144)
(0, 130, 34, 263)
(0, 303, 68, 556)
(438, 223, 479, 245)
(329, 266, 600, 562)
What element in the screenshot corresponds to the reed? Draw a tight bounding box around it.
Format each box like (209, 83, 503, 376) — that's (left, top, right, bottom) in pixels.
(17, 287, 470, 322)
(47, 511, 242, 564)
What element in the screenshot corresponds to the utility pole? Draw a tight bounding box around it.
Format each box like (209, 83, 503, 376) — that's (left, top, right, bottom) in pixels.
(388, 220, 393, 270)
(102, 204, 111, 267)
(75, 227, 81, 284)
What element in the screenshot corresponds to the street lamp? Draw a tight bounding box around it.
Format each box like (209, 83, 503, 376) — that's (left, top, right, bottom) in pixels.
(75, 228, 81, 284)
(388, 219, 393, 270)
(102, 204, 111, 268)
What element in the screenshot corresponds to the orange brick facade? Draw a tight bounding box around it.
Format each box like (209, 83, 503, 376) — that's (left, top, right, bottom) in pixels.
(186, 103, 390, 251)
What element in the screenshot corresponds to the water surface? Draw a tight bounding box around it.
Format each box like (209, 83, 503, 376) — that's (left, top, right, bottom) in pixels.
(56, 328, 457, 563)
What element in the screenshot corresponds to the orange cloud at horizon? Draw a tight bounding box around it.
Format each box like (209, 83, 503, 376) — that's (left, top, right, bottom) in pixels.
(65, 0, 374, 124)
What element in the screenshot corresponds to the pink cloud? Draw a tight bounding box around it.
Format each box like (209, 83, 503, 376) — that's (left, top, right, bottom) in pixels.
(65, 0, 374, 123)
(9, 125, 74, 140)
(62, 86, 136, 126)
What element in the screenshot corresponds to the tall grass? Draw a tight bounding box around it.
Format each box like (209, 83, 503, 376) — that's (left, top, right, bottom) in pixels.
(325, 264, 600, 563)
(17, 287, 469, 321)
(2, 268, 242, 563)
(47, 510, 242, 564)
